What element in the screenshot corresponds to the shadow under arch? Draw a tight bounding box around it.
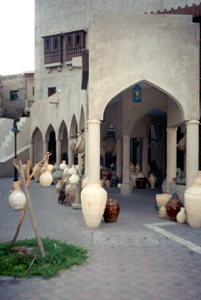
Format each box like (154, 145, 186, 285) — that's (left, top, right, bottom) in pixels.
(58, 120, 68, 163)
(79, 105, 85, 133)
(100, 79, 184, 123)
(31, 127, 43, 165)
(45, 124, 56, 164)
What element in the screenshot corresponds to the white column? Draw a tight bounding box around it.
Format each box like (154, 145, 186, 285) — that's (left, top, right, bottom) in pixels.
(166, 127, 177, 192)
(186, 120, 199, 188)
(56, 139, 61, 169)
(121, 134, 131, 195)
(116, 137, 122, 179)
(68, 139, 74, 167)
(30, 142, 34, 166)
(142, 137, 149, 178)
(43, 141, 48, 157)
(88, 120, 101, 184)
(84, 128, 88, 176)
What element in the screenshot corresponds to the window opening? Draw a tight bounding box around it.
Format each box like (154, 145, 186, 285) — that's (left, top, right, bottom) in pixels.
(10, 90, 19, 100)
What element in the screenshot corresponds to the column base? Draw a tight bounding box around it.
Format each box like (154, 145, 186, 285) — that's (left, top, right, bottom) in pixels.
(72, 203, 82, 209)
(121, 183, 132, 195)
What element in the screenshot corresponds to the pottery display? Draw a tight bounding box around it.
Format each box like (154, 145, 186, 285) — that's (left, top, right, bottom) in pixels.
(65, 184, 76, 206)
(101, 169, 111, 181)
(52, 169, 63, 185)
(69, 165, 77, 175)
(39, 164, 54, 187)
(135, 164, 140, 173)
(156, 193, 171, 208)
(135, 172, 147, 189)
(33, 164, 42, 182)
(56, 179, 63, 193)
(40, 163, 46, 175)
(148, 173, 156, 189)
(69, 170, 80, 184)
(63, 166, 70, 176)
(81, 184, 107, 229)
(105, 179, 111, 187)
(184, 171, 201, 228)
(103, 199, 120, 223)
(176, 207, 186, 224)
(9, 181, 26, 210)
(76, 134, 85, 153)
(60, 160, 67, 171)
(158, 205, 167, 218)
(166, 192, 183, 221)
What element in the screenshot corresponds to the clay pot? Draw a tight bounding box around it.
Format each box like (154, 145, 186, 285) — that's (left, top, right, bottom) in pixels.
(56, 179, 63, 193)
(39, 164, 54, 187)
(40, 163, 46, 175)
(184, 171, 201, 228)
(156, 193, 171, 209)
(135, 175, 147, 189)
(101, 169, 111, 181)
(105, 179, 111, 187)
(158, 206, 167, 219)
(65, 184, 76, 206)
(60, 160, 67, 171)
(176, 207, 186, 224)
(103, 199, 120, 223)
(148, 174, 156, 189)
(33, 164, 42, 182)
(166, 193, 183, 221)
(69, 170, 80, 184)
(9, 181, 26, 210)
(81, 184, 107, 229)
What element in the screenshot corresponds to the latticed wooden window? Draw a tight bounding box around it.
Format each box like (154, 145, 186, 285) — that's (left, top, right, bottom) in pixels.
(65, 30, 86, 61)
(43, 35, 63, 65)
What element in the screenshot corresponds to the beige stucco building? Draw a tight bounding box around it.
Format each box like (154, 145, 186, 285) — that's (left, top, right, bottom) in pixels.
(28, 0, 201, 226)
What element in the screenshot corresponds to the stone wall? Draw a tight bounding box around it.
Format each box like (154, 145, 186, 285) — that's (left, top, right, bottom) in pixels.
(2, 74, 26, 108)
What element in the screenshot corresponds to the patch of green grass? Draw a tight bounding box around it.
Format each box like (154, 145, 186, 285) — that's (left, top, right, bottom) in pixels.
(0, 238, 89, 279)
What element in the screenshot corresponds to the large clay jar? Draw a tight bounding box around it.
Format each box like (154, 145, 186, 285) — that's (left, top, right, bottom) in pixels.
(185, 171, 201, 228)
(135, 172, 147, 189)
(9, 181, 26, 210)
(103, 199, 120, 223)
(39, 164, 54, 187)
(69, 170, 80, 184)
(148, 174, 156, 189)
(166, 193, 183, 221)
(81, 184, 107, 229)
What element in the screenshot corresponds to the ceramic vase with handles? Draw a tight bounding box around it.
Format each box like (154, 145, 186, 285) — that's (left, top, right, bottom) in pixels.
(184, 171, 201, 228)
(9, 181, 26, 210)
(60, 160, 67, 171)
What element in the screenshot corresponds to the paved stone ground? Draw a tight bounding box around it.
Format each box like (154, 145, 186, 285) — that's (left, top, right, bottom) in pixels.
(1, 177, 201, 300)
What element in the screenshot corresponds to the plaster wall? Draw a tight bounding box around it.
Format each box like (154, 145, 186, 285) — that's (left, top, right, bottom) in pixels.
(35, 0, 200, 104)
(30, 78, 87, 140)
(88, 14, 199, 123)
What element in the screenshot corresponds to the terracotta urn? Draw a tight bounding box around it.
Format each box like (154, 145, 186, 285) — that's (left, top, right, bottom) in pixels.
(56, 179, 63, 193)
(69, 165, 77, 175)
(103, 199, 120, 223)
(9, 181, 26, 210)
(135, 172, 147, 189)
(39, 164, 54, 187)
(184, 171, 201, 228)
(166, 193, 183, 221)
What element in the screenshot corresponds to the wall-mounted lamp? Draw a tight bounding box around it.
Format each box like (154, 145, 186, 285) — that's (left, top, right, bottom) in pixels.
(132, 84, 142, 103)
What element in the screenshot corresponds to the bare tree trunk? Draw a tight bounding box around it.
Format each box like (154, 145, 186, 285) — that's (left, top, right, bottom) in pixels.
(13, 160, 46, 257)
